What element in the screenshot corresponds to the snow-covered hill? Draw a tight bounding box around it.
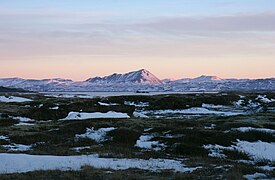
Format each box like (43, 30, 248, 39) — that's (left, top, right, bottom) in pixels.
(86, 69, 162, 85)
(0, 70, 274, 92)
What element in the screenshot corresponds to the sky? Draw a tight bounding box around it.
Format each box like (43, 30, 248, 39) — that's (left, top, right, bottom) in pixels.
(0, 0, 275, 80)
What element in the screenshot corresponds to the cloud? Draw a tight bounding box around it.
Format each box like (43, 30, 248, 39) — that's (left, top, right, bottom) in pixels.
(0, 10, 275, 60)
(0, 8, 117, 19)
(135, 12, 275, 33)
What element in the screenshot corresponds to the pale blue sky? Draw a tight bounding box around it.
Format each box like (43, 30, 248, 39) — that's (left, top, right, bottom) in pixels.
(1, 0, 275, 15)
(0, 0, 274, 80)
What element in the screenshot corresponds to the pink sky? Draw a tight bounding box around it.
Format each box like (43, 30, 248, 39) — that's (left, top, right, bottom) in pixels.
(0, 1, 275, 80)
(1, 57, 274, 81)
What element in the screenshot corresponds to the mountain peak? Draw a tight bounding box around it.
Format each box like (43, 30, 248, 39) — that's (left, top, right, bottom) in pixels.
(137, 68, 149, 73)
(86, 69, 162, 84)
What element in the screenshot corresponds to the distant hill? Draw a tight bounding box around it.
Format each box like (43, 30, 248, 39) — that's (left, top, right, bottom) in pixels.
(0, 86, 29, 92)
(0, 70, 274, 92)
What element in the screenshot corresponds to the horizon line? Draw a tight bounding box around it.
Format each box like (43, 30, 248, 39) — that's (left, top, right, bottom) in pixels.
(0, 68, 274, 81)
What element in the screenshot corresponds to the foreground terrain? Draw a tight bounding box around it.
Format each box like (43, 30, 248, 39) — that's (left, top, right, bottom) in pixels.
(0, 92, 274, 179)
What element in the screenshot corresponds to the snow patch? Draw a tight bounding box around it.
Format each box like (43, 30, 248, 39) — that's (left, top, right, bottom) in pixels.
(124, 101, 149, 107)
(38, 104, 43, 108)
(2, 144, 32, 152)
(0, 135, 9, 141)
(136, 130, 166, 151)
(204, 124, 216, 130)
(234, 100, 244, 107)
(203, 144, 228, 158)
(0, 96, 32, 103)
(248, 100, 260, 108)
(204, 140, 275, 161)
(232, 127, 275, 134)
(11, 116, 34, 122)
(202, 104, 227, 109)
(15, 122, 34, 126)
(98, 102, 119, 106)
(256, 95, 275, 103)
(258, 165, 275, 171)
(235, 140, 275, 161)
(143, 108, 245, 117)
(50, 106, 59, 110)
(60, 111, 130, 120)
(70, 146, 92, 152)
(76, 127, 116, 143)
(0, 153, 199, 174)
(133, 111, 149, 118)
(243, 172, 267, 180)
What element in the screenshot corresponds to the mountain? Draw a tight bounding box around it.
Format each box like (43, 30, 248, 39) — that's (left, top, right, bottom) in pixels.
(171, 75, 222, 84)
(192, 75, 222, 82)
(0, 70, 274, 92)
(0, 78, 78, 92)
(86, 69, 162, 85)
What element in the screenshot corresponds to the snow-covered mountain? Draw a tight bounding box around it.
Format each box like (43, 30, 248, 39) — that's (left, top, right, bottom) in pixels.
(172, 75, 223, 84)
(86, 69, 162, 85)
(192, 75, 222, 82)
(0, 69, 274, 92)
(0, 78, 78, 92)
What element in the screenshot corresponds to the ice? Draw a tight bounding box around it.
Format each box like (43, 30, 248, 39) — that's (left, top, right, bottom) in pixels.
(60, 111, 130, 120)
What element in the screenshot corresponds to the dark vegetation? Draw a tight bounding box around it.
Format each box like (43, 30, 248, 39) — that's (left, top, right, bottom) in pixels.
(0, 92, 274, 179)
(0, 86, 29, 93)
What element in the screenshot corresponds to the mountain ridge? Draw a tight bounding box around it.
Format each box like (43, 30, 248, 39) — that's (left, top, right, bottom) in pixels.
(0, 69, 274, 92)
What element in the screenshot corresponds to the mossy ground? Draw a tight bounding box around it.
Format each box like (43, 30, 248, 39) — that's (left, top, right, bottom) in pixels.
(0, 92, 274, 179)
